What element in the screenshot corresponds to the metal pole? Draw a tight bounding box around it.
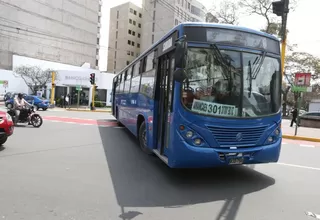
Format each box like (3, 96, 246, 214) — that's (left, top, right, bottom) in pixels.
(77, 89, 80, 109)
(280, 0, 289, 76)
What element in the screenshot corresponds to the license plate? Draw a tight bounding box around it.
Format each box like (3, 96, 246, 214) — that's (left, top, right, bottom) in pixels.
(228, 158, 244, 165)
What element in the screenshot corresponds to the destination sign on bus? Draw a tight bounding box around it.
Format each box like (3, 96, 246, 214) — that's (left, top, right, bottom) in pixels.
(184, 27, 280, 54)
(191, 99, 238, 117)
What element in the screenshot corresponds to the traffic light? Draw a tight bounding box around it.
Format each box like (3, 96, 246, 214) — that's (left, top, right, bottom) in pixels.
(90, 73, 95, 85)
(272, 0, 289, 17)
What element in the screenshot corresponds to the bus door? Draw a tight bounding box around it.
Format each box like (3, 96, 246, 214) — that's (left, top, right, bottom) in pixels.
(111, 79, 117, 116)
(156, 52, 175, 155)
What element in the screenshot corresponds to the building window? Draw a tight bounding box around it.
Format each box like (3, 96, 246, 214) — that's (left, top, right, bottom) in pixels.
(177, 0, 180, 4)
(129, 19, 132, 24)
(152, 34, 154, 44)
(116, 31, 118, 39)
(132, 31, 135, 36)
(133, 20, 136, 25)
(185, 0, 187, 9)
(175, 19, 178, 25)
(128, 29, 132, 34)
(138, 23, 141, 28)
(117, 10, 119, 18)
(139, 13, 142, 18)
(134, 10, 137, 15)
(138, 33, 141, 38)
(188, 2, 190, 10)
(127, 61, 130, 65)
(116, 21, 118, 28)
(132, 41, 135, 46)
(96, 59, 99, 67)
(153, 11, 156, 20)
(182, 0, 184, 7)
(115, 41, 118, 49)
(131, 51, 134, 56)
(154, 0, 156, 8)
(152, 23, 155, 32)
(127, 51, 131, 55)
(137, 53, 139, 57)
(114, 61, 117, 69)
(176, 7, 179, 16)
(128, 40, 131, 45)
(130, 8, 133, 13)
(115, 51, 117, 58)
(137, 43, 140, 48)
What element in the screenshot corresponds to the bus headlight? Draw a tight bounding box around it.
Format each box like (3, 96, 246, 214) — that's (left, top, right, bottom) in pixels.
(274, 129, 280, 136)
(194, 138, 202, 145)
(186, 131, 193, 138)
(268, 136, 273, 143)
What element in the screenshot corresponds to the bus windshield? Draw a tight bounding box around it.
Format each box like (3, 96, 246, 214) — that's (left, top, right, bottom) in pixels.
(182, 47, 281, 118)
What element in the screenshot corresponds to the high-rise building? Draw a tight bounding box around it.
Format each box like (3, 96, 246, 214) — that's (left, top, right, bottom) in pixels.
(107, 2, 142, 73)
(140, 0, 207, 52)
(0, 0, 102, 70)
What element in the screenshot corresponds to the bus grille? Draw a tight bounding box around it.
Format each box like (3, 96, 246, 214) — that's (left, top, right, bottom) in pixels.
(206, 125, 268, 147)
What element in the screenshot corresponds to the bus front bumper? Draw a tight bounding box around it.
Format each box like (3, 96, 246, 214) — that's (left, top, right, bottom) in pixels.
(169, 138, 282, 168)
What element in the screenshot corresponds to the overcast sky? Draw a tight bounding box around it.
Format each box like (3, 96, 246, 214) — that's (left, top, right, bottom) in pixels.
(99, 0, 320, 71)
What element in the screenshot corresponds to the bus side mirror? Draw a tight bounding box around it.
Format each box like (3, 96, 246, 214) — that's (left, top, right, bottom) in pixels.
(173, 69, 187, 82)
(175, 39, 187, 68)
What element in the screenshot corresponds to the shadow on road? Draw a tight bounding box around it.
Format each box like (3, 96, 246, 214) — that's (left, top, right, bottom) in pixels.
(98, 125, 275, 220)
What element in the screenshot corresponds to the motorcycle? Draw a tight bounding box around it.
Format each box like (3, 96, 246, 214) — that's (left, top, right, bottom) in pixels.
(7, 105, 43, 128)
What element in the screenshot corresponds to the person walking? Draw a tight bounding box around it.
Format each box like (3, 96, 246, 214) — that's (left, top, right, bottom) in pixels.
(290, 108, 298, 127)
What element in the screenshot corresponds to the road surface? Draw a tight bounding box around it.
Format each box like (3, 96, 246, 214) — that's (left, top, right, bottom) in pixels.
(0, 110, 319, 220)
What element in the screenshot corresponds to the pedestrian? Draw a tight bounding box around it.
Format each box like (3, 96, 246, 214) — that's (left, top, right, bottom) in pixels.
(290, 108, 298, 127)
(65, 94, 69, 108)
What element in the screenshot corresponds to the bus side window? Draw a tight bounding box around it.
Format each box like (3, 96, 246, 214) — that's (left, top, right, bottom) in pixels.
(131, 62, 141, 93)
(125, 67, 133, 93)
(123, 70, 128, 92)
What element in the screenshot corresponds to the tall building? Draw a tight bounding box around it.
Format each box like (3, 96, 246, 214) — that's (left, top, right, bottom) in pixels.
(107, 2, 142, 73)
(140, 0, 207, 52)
(0, 0, 102, 70)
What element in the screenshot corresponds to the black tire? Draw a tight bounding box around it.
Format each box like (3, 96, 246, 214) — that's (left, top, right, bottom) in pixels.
(31, 114, 43, 128)
(0, 136, 8, 146)
(42, 108, 47, 111)
(36, 106, 39, 111)
(138, 121, 153, 155)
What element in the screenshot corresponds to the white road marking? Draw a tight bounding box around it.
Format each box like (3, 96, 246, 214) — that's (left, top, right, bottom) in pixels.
(300, 144, 315, 148)
(66, 122, 76, 124)
(277, 162, 320, 171)
(282, 142, 288, 145)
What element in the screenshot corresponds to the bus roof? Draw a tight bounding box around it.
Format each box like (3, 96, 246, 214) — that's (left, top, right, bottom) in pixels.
(114, 22, 280, 77)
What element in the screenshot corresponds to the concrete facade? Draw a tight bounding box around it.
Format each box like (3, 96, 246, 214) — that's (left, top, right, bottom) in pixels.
(107, 2, 142, 73)
(0, 0, 102, 70)
(140, 0, 206, 53)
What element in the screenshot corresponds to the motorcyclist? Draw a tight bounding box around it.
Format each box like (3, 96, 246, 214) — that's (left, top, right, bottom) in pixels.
(13, 93, 31, 125)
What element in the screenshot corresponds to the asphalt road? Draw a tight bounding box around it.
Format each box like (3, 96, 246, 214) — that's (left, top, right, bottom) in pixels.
(0, 110, 319, 220)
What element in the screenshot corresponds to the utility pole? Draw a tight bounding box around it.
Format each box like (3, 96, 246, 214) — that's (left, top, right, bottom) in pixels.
(50, 71, 56, 105)
(272, 0, 290, 75)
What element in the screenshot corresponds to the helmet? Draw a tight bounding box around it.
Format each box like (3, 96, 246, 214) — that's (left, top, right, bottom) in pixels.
(17, 93, 23, 99)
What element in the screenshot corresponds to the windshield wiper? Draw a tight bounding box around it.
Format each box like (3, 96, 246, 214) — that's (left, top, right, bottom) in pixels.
(210, 44, 231, 80)
(248, 60, 252, 98)
(253, 51, 267, 78)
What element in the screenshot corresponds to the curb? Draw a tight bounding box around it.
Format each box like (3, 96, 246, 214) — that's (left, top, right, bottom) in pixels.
(283, 134, 320, 142)
(65, 109, 111, 113)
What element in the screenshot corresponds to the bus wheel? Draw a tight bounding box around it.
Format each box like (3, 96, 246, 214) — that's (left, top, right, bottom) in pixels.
(139, 121, 153, 155)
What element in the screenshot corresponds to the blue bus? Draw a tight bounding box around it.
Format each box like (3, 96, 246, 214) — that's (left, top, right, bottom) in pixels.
(112, 22, 282, 168)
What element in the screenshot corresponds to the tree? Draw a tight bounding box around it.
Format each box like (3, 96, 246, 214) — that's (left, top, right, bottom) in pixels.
(14, 66, 57, 94)
(214, 0, 240, 25)
(239, 0, 297, 35)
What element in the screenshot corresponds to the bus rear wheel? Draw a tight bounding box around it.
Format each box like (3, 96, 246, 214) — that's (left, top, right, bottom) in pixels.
(139, 121, 153, 155)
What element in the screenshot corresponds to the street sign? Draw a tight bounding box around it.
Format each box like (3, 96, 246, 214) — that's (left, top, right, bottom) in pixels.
(291, 86, 307, 92)
(294, 72, 311, 87)
(76, 86, 82, 91)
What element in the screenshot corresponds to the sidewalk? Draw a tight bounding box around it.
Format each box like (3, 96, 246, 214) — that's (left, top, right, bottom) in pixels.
(58, 107, 111, 113)
(282, 119, 320, 142)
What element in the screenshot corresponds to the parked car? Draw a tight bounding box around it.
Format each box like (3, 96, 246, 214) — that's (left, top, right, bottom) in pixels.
(0, 110, 14, 145)
(5, 95, 49, 110)
(300, 111, 320, 119)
